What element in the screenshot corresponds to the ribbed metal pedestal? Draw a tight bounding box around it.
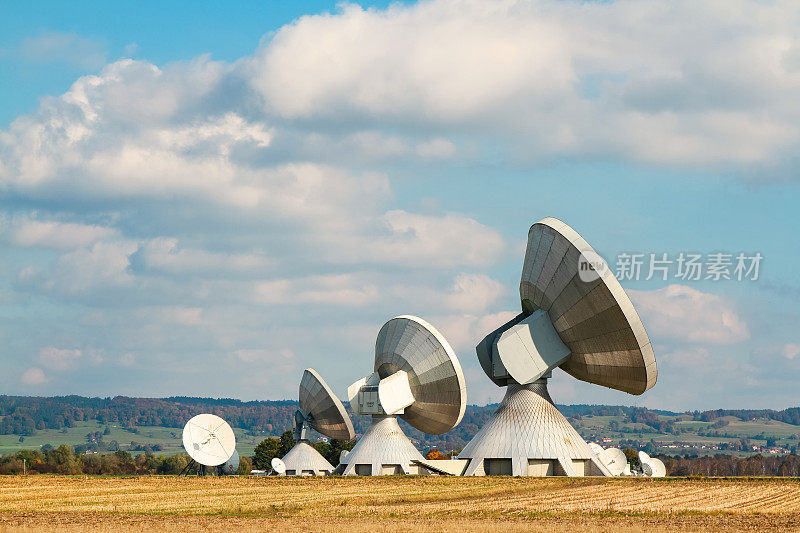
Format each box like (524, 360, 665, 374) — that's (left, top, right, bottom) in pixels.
(341, 415, 424, 475)
(457, 379, 611, 477)
(282, 440, 334, 476)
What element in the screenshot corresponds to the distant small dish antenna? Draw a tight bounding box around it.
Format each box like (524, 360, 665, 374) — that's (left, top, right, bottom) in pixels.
(271, 457, 286, 475)
(637, 451, 665, 477)
(587, 442, 604, 456)
(219, 449, 239, 475)
(648, 457, 666, 477)
(599, 447, 627, 476)
(339, 450, 349, 464)
(638, 451, 651, 468)
(182, 413, 236, 467)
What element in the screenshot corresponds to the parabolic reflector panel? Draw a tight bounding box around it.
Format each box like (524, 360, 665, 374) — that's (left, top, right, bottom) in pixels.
(638, 450, 651, 466)
(182, 413, 236, 467)
(649, 457, 666, 477)
(374, 315, 467, 434)
(221, 450, 240, 475)
(520, 217, 657, 395)
(299, 368, 355, 440)
(587, 442, 604, 456)
(599, 447, 627, 476)
(271, 457, 286, 475)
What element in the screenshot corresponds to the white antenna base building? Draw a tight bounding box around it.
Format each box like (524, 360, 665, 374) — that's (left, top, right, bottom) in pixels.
(458, 378, 610, 476)
(282, 440, 335, 476)
(341, 415, 424, 475)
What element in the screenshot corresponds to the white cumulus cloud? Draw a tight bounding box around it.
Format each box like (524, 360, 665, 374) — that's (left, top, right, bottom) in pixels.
(629, 284, 750, 345)
(21, 367, 48, 385)
(38, 347, 83, 371)
(4, 218, 117, 250)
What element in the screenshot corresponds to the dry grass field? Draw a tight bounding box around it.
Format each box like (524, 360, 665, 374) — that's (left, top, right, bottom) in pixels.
(0, 476, 799, 532)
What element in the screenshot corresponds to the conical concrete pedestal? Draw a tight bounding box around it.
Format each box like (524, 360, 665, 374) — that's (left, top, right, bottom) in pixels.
(282, 440, 334, 476)
(457, 379, 611, 477)
(341, 415, 424, 475)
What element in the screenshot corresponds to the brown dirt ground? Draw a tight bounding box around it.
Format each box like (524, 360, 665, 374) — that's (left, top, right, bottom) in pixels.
(2, 513, 800, 532)
(0, 476, 798, 532)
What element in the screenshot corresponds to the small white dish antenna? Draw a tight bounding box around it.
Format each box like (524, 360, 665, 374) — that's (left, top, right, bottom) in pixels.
(599, 447, 627, 476)
(587, 442, 604, 456)
(219, 449, 239, 475)
(339, 450, 349, 464)
(638, 450, 651, 468)
(641, 461, 653, 476)
(648, 457, 666, 477)
(271, 457, 286, 475)
(182, 414, 236, 467)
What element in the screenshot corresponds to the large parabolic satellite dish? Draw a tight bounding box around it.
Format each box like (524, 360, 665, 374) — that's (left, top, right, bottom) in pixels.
(341, 315, 467, 476)
(281, 368, 355, 476)
(182, 413, 236, 467)
(458, 217, 657, 477)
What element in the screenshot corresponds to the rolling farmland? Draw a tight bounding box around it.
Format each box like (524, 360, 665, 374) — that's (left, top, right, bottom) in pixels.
(0, 476, 798, 532)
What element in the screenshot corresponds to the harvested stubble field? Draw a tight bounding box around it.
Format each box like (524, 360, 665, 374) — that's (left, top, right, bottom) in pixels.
(0, 476, 799, 532)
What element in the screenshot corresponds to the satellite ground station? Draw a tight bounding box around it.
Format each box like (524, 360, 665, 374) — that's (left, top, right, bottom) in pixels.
(281, 368, 355, 476)
(181, 413, 237, 475)
(457, 217, 658, 476)
(340, 315, 467, 475)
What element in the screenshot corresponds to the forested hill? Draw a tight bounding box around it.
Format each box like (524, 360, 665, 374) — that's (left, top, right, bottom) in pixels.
(0, 395, 297, 435)
(2, 395, 799, 451)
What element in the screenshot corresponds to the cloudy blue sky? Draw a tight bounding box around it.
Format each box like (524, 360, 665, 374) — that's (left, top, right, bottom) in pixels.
(1, 0, 799, 411)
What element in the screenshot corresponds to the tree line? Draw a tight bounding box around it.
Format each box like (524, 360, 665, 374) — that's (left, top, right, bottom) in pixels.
(0, 446, 251, 476)
(2, 441, 800, 477)
(0, 395, 297, 435)
(664, 453, 800, 476)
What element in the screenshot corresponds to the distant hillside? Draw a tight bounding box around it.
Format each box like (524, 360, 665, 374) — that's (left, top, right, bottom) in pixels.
(1, 395, 799, 454)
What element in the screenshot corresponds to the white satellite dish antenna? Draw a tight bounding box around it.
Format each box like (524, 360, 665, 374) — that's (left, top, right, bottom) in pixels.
(271, 457, 286, 475)
(219, 449, 239, 475)
(182, 414, 236, 468)
(339, 450, 349, 464)
(587, 442, 604, 456)
(641, 461, 653, 476)
(599, 447, 627, 476)
(458, 218, 657, 477)
(649, 457, 666, 477)
(342, 315, 467, 476)
(281, 368, 355, 476)
(638, 450, 651, 474)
